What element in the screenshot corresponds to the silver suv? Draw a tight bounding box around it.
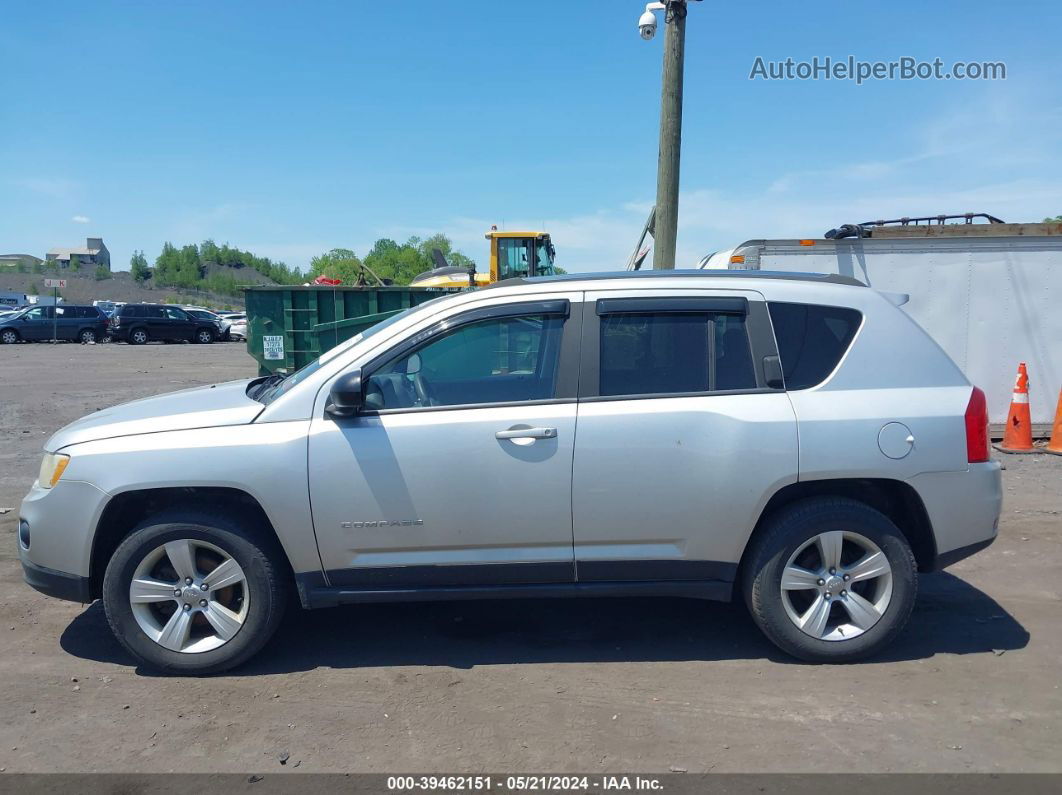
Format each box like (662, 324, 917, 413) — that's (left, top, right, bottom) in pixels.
(18, 271, 1002, 673)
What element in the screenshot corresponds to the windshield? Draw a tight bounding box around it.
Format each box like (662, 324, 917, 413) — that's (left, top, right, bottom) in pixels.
(255, 295, 452, 405)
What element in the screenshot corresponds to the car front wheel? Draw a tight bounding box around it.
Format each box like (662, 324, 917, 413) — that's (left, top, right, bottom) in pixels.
(743, 497, 917, 663)
(102, 513, 288, 674)
(0, 329, 18, 344)
(195, 328, 215, 344)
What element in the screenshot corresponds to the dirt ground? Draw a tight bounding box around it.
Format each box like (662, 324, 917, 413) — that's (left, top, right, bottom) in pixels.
(0, 342, 1059, 774)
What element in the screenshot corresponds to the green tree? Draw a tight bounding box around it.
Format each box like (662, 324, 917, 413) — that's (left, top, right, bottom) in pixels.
(94, 265, 112, 281)
(68, 253, 79, 271)
(200, 239, 221, 264)
(308, 248, 365, 284)
(130, 250, 151, 282)
(1043, 215, 1062, 222)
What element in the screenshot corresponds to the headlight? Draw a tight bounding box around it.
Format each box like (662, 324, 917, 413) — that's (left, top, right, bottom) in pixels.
(38, 452, 70, 489)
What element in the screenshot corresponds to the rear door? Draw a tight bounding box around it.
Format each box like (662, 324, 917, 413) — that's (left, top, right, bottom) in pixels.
(571, 289, 798, 586)
(54, 306, 79, 339)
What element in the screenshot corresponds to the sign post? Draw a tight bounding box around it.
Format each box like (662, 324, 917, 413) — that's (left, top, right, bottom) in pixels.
(43, 279, 66, 343)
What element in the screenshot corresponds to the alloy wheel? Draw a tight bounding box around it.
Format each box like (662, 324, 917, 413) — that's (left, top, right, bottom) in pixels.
(128, 539, 249, 653)
(780, 530, 893, 641)
(1, 330, 16, 344)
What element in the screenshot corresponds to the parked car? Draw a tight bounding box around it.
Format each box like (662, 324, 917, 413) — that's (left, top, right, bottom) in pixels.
(181, 307, 231, 341)
(0, 304, 109, 344)
(226, 314, 247, 341)
(109, 303, 217, 344)
(18, 271, 1001, 673)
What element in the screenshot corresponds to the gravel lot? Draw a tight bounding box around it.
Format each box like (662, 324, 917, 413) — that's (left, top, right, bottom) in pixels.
(1, 342, 1059, 773)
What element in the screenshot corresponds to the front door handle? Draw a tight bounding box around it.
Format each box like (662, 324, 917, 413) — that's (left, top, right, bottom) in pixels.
(495, 426, 557, 440)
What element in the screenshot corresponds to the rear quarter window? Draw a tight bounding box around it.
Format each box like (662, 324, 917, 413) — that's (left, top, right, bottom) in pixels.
(768, 302, 862, 390)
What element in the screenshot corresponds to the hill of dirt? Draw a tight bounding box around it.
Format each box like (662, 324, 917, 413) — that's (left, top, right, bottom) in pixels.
(0, 264, 277, 310)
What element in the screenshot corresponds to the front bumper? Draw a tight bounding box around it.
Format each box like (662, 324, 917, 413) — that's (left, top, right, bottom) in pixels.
(21, 557, 92, 603)
(18, 479, 109, 601)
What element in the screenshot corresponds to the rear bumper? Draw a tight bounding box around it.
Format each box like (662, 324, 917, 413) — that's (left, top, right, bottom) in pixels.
(932, 536, 996, 570)
(21, 557, 93, 603)
(907, 461, 1003, 570)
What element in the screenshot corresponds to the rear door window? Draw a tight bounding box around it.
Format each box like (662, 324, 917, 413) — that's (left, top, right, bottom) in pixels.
(598, 307, 757, 397)
(767, 302, 862, 389)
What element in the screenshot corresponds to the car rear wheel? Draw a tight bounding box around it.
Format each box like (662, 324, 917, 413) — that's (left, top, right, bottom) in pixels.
(102, 512, 288, 674)
(0, 329, 18, 344)
(743, 497, 917, 663)
(129, 328, 149, 345)
(78, 329, 97, 344)
(195, 328, 215, 344)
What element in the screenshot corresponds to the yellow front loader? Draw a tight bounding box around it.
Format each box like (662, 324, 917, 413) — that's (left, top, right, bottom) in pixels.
(410, 228, 557, 288)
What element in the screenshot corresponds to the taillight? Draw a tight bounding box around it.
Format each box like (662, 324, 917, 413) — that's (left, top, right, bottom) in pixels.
(965, 386, 990, 463)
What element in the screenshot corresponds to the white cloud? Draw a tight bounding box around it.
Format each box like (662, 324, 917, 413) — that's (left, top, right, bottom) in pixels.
(71, 214, 90, 224)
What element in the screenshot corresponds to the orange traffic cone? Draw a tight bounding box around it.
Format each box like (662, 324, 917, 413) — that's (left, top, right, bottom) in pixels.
(1046, 387, 1062, 455)
(997, 362, 1038, 454)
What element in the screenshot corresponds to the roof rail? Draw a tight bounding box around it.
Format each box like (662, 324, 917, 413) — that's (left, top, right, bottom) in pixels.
(485, 270, 865, 288)
(826, 213, 1005, 239)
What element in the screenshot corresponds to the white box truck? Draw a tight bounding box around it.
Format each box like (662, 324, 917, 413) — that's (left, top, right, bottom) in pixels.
(700, 215, 1062, 434)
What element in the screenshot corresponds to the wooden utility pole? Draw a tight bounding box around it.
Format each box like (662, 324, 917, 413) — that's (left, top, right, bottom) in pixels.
(652, 1, 686, 270)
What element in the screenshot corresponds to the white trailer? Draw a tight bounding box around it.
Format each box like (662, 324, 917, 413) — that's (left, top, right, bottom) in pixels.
(700, 220, 1062, 433)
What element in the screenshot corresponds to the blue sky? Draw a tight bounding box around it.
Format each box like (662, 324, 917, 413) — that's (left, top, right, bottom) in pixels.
(3, 0, 1061, 275)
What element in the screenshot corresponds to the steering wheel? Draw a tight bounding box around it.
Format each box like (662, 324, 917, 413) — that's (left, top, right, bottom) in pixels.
(412, 372, 437, 407)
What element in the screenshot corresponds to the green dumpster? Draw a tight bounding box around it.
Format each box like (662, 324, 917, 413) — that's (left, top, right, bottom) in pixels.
(244, 285, 456, 376)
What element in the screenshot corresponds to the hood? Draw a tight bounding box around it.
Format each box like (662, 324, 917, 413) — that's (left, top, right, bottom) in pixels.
(47, 380, 264, 450)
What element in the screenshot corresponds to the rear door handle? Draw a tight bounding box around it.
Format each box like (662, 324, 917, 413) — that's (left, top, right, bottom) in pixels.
(495, 427, 557, 440)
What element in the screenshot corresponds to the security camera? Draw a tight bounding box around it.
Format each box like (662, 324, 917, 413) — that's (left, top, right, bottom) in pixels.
(638, 3, 665, 41)
(638, 11, 657, 39)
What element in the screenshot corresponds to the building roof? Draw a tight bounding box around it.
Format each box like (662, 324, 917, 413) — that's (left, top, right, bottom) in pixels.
(48, 246, 101, 258)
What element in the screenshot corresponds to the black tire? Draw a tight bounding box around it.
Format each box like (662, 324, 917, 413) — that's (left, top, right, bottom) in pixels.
(194, 328, 215, 344)
(129, 327, 149, 345)
(102, 511, 288, 675)
(0, 328, 19, 344)
(78, 328, 97, 344)
(743, 497, 917, 663)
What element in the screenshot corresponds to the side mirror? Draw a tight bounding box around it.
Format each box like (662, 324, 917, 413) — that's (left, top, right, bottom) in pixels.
(326, 369, 364, 417)
(763, 355, 785, 390)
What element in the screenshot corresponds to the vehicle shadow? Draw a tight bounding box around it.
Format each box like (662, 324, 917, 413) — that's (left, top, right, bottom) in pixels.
(59, 571, 1029, 675)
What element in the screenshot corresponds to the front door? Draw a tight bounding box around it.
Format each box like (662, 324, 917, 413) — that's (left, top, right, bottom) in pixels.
(163, 307, 195, 340)
(18, 307, 51, 340)
(571, 289, 798, 585)
(308, 296, 583, 588)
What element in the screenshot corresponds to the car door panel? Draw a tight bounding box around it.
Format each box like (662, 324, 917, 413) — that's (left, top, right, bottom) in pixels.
(309, 403, 578, 585)
(571, 289, 798, 579)
(308, 293, 584, 587)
